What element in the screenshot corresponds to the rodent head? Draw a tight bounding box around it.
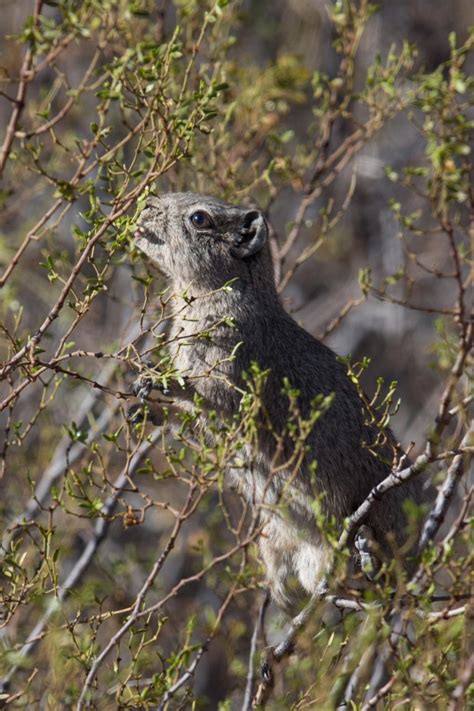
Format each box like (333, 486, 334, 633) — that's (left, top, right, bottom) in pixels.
(134, 192, 275, 293)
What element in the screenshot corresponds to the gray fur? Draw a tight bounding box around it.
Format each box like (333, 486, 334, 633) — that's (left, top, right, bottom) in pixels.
(134, 192, 425, 612)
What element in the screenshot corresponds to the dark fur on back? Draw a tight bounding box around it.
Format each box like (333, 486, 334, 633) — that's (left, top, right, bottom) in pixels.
(134, 192, 425, 610)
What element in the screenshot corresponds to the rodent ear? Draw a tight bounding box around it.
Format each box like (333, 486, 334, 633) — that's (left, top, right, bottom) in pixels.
(230, 210, 267, 259)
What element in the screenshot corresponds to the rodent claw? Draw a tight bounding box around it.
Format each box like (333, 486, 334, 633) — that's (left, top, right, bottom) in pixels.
(133, 376, 153, 400)
(260, 660, 273, 684)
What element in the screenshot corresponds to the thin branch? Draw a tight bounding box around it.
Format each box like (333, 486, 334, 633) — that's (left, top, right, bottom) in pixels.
(0, 430, 162, 692)
(340, 322, 472, 549)
(0, 167, 159, 382)
(252, 581, 329, 704)
(0, 366, 118, 553)
(76, 483, 200, 709)
(361, 614, 404, 710)
(242, 591, 270, 711)
(417, 424, 473, 554)
(448, 652, 474, 711)
(0, 0, 43, 176)
(156, 583, 240, 711)
(14, 49, 101, 139)
(318, 296, 366, 342)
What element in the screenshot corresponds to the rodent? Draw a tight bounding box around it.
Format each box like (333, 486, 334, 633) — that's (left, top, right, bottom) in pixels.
(133, 191, 425, 612)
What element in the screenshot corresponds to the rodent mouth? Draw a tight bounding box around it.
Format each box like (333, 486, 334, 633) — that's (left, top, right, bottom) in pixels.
(134, 226, 164, 246)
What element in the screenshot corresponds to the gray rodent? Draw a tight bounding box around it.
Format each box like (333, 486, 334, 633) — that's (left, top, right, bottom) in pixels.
(133, 191, 425, 612)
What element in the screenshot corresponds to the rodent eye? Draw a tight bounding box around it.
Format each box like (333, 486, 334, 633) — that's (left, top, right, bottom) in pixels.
(190, 210, 213, 229)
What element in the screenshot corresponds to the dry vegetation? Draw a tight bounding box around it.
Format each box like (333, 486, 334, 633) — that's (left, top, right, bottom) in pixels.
(0, 0, 472, 708)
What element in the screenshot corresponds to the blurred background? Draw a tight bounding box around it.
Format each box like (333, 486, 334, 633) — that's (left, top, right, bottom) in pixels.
(0, 0, 472, 707)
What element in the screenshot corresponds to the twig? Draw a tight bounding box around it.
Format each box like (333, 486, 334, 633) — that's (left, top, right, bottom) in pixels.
(362, 673, 397, 710)
(14, 49, 100, 139)
(156, 583, 241, 711)
(1, 365, 118, 554)
(361, 614, 403, 710)
(339, 633, 376, 710)
(273, 581, 329, 662)
(156, 648, 207, 711)
(0, 430, 162, 692)
(339, 452, 432, 550)
(340, 322, 472, 549)
(1, 320, 150, 554)
(0, 152, 162, 381)
(428, 606, 466, 620)
(252, 582, 329, 706)
(318, 296, 366, 342)
(76, 483, 200, 709)
(0, 0, 43, 176)
(242, 591, 270, 711)
(349, 326, 472, 707)
(448, 652, 474, 711)
(417, 424, 473, 554)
